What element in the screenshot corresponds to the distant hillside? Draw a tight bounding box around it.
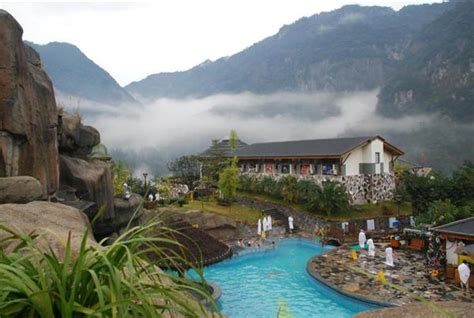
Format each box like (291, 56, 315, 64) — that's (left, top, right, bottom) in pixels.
(125, 3, 449, 102)
(28, 42, 139, 106)
(377, 0, 474, 122)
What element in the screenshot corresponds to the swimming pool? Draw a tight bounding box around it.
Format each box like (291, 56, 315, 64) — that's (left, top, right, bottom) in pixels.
(196, 238, 379, 318)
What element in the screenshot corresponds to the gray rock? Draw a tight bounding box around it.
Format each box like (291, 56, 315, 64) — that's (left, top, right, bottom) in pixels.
(0, 176, 43, 203)
(0, 201, 97, 259)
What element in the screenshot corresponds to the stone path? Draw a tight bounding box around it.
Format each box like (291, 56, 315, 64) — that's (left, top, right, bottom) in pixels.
(309, 245, 474, 306)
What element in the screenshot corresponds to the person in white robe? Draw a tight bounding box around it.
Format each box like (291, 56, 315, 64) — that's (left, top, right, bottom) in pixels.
(257, 219, 262, 236)
(288, 216, 294, 233)
(367, 238, 375, 257)
(385, 246, 394, 266)
(358, 229, 366, 249)
(268, 215, 272, 230)
(458, 260, 471, 293)
(262, 217, 267, 233)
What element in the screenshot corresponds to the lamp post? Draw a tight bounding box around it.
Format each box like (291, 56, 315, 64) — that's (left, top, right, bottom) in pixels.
(143, 173, 148, 188)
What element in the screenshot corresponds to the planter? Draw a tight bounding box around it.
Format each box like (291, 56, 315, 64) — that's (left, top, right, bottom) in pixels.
(390, 239, 401, 248)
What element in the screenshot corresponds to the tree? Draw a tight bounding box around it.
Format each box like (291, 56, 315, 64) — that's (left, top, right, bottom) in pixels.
(202, 139, 227, 182)
(219, 157, 239, 208)
(167, 155, 201, 189)
(111, 160, 131, 198)
(229, 129, 239, 150)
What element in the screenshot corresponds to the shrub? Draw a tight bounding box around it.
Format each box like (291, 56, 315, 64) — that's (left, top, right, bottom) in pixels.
(306, 181, 350, 216)
(278, 175, 299, 203)
(0, 221, 212, 317)
(238, 174, 253, 192)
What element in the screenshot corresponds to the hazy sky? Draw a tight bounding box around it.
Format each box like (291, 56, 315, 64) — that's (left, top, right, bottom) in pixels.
(3, 0, 442, 86)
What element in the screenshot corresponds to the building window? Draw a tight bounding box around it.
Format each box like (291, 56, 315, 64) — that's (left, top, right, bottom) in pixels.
(375, 152, 380, 163)
(281, 164, 290, 174)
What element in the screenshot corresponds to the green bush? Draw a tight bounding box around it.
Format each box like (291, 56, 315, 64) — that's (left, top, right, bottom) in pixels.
(306, 181, 350, 216)
(0, 221, 212, 317)
(278, 175, 299, 203)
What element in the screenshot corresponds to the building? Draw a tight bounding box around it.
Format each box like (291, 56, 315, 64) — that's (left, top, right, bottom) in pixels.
(432, 217, 474, 266)
(235, 136, 403, 176)
(201, 136, 404, 204)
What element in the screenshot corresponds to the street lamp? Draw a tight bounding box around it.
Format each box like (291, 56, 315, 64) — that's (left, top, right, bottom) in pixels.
(143, 173, 148, 187)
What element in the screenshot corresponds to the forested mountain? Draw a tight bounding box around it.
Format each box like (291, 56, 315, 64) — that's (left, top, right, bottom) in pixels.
(377, 0, 474, 122)
(125, 3, 450, 102)
(28, 42, 139, 106)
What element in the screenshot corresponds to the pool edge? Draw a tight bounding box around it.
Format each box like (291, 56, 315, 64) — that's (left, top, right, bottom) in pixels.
(306, 250, 397, 308)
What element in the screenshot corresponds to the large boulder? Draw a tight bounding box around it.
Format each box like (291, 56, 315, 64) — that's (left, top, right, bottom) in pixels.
(0, 10, 59, 196)
(94, 194, 143, 240)
(0, 176, 43, 203)
(0, 201, 97, 258)
(59, 114, 100, 159)
(60, 155, 115, 219)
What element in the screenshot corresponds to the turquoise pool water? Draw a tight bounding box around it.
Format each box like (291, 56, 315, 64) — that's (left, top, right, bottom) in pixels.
(198, 239, 379, 318)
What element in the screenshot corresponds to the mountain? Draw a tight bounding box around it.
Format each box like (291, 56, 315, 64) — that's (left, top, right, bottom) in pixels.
(377, 0, 474, 122)
(125, 3, 450, 102)
(28, 42, 139, 107)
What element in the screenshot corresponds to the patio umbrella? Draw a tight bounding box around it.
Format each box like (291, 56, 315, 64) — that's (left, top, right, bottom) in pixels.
(257, 219, 262, 235)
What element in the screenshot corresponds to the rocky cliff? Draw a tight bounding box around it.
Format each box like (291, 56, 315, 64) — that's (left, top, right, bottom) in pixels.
(0, 10, 129, 241)
(0, 10, 59, 197)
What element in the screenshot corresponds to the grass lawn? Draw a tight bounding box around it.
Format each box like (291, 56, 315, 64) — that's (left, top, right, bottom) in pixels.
(176, 199, 262, 223)
(238, 192, 412, 221)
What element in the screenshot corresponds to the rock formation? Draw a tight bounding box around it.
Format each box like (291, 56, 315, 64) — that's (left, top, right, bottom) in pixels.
(0, 10, 135, 243)
(0, 176, 43, 203)
(59, 154, 115, 218)
(0, 10, 59, 197)
(0, 201, 97, 258)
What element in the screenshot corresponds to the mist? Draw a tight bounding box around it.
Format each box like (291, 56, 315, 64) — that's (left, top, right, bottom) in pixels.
(73, 89, 448, 175)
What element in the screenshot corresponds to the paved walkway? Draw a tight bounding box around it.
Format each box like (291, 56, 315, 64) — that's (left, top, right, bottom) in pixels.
(309, 244, 474, 306)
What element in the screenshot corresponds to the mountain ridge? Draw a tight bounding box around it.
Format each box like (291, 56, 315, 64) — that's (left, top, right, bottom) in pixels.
(28, 41, 140, 107)
(124, 3, 451, 102)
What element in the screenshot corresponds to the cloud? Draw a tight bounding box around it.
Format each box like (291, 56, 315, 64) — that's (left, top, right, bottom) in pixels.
(80, 90, 433, 157)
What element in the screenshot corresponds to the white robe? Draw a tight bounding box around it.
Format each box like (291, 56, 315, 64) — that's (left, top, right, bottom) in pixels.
(288, 216, 294, 230)
(358, 231, 366, 248)
(385, 247, 394, 266)
(262, 218, 267, 232)
(367, 238, 375, 257)
(257, 219, 262, 235)
(268, 215, 272, 230)
(458, 263, 471, 285)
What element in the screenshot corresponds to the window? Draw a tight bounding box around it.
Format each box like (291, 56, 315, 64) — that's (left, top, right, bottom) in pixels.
(375, 152, 380, 163)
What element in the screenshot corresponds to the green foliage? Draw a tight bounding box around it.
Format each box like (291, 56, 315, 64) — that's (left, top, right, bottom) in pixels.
(0, 221, 212, 317)
(306, 181, 350, 216)
(219, 158, 240, 202)
(278, 175, 300, 204)
(111, 160, 131, 198)
(167, 155, 201, 189)
(296, 179, 320, 204)
(228, 129, 239, 150)
(202, 140, 228, 182)
(405, 162, 474, 225)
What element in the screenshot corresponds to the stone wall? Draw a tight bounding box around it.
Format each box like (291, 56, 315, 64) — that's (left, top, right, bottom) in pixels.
(241, 172, 396, 204)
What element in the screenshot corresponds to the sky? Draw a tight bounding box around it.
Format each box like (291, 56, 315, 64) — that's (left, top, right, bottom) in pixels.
(2, 0, 443, 86)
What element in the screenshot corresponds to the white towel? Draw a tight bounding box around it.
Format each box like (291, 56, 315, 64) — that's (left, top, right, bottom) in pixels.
(458, 263, 471, 284)
(358, 231, 366, 248)
(367, 238, 375, 257)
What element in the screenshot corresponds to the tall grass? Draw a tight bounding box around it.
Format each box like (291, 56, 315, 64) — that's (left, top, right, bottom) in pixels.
(0, 219, 215, 317)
